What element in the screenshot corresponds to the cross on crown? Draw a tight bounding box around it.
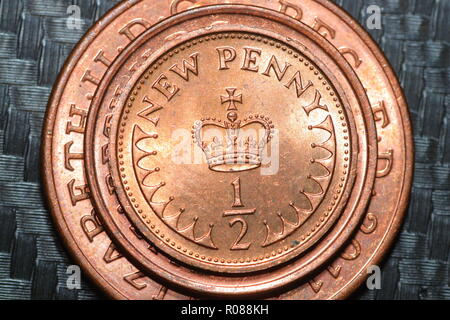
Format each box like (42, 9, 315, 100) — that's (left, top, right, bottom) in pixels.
(221, 88, 243, 112)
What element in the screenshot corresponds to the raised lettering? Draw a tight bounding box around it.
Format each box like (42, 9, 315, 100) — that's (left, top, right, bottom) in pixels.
(80, 209, 103, 242)
(340, 240, 361, 260)
(312, 17, 336, 39)
(101, 144, 109, 164)
(231, 177, 244, 207)
(217, 46, 237, 70)
(278, 0, 303, 21)
(169, 53, 199, 81)
(64, 141, 83, 171)
(94, 50, 112, 67)
(339, 47, 362, 69)
(327, 264, 342, 278)
(152, 74, 180, 101)
(108, 86, 123, 111)
(152, 285, 168, 300)
(103, 114, 113, 138)
(373, 101, 390, 128)
(360, 212, 378, 234)
(285, 71, 313, 98)
(303, 90, 328, 115)
(104, 242, 123, 263)
(66, 104, 87, 135)
(377, 149, 394, 178)
(241, 47, 262, 72)
(170, 0, 199, 15)
(138, 96, 164, 126)
(130, 225, 144, 240)
(262, 55, 291, 81)
(81, 70, 100, 86)
(68, 179, 90, 206)
(119, 18, 151, 42)
(228, 217, 251, 250)
(223, 178, 256, 250)
(124, 271, 147, 290)
(105, 173, 115, 195)
(309, 278, 323, 293)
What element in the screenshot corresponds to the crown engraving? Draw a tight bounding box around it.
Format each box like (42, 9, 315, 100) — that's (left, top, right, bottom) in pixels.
(193, 88, 274, 172)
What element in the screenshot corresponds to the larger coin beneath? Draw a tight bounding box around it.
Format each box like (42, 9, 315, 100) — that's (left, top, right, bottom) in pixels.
(42, 0, 413, 300)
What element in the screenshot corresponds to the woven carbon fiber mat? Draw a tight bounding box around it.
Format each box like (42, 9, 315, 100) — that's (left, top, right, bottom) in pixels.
(0, 0, 449, 300)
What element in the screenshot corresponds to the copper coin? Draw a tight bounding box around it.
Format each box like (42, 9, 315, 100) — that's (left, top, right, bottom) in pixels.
(42, 0, 413, 300)
(84, 5, 377, 298)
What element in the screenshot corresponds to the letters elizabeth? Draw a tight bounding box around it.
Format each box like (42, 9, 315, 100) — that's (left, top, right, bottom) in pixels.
(42, 0, 413, 300)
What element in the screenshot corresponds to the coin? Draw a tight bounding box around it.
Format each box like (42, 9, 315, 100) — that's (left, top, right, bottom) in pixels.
(42, 0, 413, 300)
(84, 5, 377, 298)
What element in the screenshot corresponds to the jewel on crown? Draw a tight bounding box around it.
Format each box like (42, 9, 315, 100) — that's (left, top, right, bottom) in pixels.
(192, 88, 274, 172)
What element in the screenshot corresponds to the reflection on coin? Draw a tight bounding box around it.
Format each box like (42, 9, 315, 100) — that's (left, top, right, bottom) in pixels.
(43, 0, 413, 300)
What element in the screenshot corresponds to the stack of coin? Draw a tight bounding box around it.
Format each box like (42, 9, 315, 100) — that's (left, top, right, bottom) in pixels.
(42, 0, 413, 300)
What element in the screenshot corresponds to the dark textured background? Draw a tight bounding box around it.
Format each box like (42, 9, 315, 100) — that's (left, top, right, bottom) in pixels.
(0, 0, 448, 300)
